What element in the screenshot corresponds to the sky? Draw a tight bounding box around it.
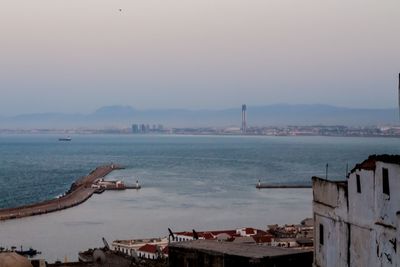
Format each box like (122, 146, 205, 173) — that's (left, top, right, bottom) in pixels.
(0, 0, 400, 116)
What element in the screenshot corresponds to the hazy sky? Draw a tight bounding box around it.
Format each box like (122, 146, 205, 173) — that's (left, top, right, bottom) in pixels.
(1, 0, 400, 115)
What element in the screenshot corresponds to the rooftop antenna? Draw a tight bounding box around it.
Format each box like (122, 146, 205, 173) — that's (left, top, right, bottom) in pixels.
(192, 229, 199, 240)
(102, 237, 110, 251)
(168, 228, 175, 244)
(325, 163, 329, 180)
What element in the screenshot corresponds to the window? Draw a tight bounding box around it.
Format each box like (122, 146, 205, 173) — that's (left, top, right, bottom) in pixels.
(383, 168, 390, 196)
(356, 174, 361, 193)
(319, 224, 324, 245)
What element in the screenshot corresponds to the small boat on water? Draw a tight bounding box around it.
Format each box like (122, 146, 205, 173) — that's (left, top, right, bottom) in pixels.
(15, 247, 40, 257)
(59, 137, 72, 141)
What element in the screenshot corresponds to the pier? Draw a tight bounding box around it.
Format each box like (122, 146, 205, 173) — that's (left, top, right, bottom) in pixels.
(256, 181, 312, 189)
(0, 164, 124, 221)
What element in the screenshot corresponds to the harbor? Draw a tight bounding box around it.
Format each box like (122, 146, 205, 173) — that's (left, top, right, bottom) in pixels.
(0, 164, 141, 221)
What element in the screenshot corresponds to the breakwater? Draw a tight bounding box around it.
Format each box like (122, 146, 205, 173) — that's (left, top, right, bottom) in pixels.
(256, 183, 312, 189)
(0, 164, 122, 221)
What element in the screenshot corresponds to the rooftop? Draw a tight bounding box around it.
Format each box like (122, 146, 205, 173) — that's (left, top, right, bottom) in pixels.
(169, 240, 312, 259)
(137, 244, 158, 254)
(113, 237, 164, 245)
(351, 154, 400, 173)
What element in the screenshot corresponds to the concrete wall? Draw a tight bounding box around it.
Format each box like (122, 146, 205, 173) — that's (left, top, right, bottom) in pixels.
(313, 178, 347, 210)
(375, 162, 400, 228)
(349, 225, 375, 267)
(313, 214, 349, 267)
(348, 169, 375, 227)
(375, 225, 397, 266)
(313, 160, 400, 267)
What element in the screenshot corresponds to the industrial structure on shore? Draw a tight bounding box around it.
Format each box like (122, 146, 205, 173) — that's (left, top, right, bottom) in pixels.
(241, 104, 247, 134)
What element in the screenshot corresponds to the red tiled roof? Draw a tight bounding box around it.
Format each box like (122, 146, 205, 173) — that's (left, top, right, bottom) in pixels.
(350, 154, 400, 174)
(201, 232, 215, 240)
(175, 228, 264, 239)
(138, 244, 157, 254)
(162, 246, 169, 254)
(245, 228, 256, 235)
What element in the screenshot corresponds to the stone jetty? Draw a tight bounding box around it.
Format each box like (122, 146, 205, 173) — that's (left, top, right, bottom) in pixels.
(0, 164, 123, 221)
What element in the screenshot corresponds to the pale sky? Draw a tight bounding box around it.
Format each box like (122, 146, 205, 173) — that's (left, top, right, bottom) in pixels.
(0, 0, 399, 116)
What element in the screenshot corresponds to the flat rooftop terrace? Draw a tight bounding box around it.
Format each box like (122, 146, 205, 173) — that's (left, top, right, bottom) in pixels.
(170, 240, 312, 259)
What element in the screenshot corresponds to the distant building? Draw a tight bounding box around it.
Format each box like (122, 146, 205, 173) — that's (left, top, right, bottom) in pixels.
(131, 124, 140, 133)
(312, 155, 400, 267)
(172, 228, 267, 243)
(112, 237, 168, 258)
(132, 123, 165, 134)
(140, 124, 146, 133)
(137, 244, 159, 260)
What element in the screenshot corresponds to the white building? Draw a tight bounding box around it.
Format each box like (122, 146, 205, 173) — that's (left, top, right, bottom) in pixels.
(112, 237, 168, 257)
(313, 155, 400, 267)
(137, 244, 158, 260)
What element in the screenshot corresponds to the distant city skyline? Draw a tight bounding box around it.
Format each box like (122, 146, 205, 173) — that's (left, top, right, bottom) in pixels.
(1, 0, 400, 116)
(0, 104, 399, 129)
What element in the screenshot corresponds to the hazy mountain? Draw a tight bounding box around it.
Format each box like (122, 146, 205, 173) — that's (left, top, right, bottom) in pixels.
(0, 104, 398, 129)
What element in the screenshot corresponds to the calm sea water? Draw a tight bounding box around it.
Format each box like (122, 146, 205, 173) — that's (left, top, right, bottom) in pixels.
(0, 134, 399, 261)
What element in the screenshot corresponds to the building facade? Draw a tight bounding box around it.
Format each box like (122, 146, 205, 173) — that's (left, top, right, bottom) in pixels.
(313, 155, 400, 267)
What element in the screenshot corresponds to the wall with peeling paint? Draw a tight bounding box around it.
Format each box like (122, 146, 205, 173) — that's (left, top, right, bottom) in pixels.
(313, 159, 400, 267)
(374, 162, 400, 228)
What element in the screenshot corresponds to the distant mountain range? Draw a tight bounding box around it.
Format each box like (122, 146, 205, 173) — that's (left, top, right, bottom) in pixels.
(0, 104, 398, 129)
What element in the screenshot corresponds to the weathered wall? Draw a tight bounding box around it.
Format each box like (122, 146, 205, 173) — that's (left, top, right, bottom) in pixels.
(349, 225, 375, 267)
(313, 178, 345, 209)
(313, 214, 349, 267)
(375, 162, 400, 228)
(348, 169, 375, 227)
(375, 225, 397, 266)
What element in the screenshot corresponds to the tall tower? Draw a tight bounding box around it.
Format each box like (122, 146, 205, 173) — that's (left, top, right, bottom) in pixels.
(241, 104, 247, 134)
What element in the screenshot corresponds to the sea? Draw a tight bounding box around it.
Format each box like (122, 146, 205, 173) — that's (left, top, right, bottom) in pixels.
(0, 134, 399, 261)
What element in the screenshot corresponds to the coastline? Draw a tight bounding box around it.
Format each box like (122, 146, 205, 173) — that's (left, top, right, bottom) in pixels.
(0, 164, 122, 221)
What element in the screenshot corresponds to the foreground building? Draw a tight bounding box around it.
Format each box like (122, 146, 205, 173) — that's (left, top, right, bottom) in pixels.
(313, 155, 400, 267)
(169, 240, 313, 267)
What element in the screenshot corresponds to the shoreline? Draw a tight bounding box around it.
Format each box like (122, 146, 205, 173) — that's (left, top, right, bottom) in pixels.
(0, 164, 122, 221)
(1, 132, 400, 139)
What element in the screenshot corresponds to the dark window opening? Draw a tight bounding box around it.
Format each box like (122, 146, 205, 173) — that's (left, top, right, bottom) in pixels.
(319, 224, 324, 245)
(356, 174, 361, 193)
(383, 168, 390, 196)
